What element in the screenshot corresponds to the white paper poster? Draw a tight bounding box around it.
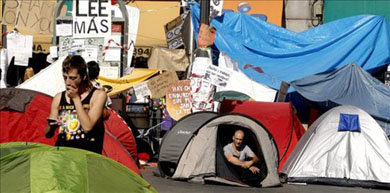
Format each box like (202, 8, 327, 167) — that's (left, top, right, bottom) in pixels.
(203, 65, 231, 87)
(210, 0, 224, 19)
(50, 46, 58, 58)
(56, 24, 73, 37)
(191, 57, 212, 77)
(133, 81, 151, 100)
(190, 77, 214, 112)
(6, 33, 33, 66)
(72, 0, 111, 38)
(100, 66, 119, 78)
(126, 5, 140, 68)
(82, 48, 98, 63)
(0, 49, 8, 88)
(104, 48, 121, 62)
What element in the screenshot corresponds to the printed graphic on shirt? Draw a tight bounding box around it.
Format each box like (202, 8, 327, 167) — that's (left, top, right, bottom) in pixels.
(58, 104, 91, 141)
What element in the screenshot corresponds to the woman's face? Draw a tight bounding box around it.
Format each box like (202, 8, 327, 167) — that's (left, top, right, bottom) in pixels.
(63, 68, 82, 88)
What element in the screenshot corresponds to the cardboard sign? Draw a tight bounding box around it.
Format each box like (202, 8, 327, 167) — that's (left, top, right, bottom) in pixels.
(166, 80, 192, 120)
(72, 0, 111, 38)
(3, 0, 57, 34)
(164, 11, 188, 49)
(147, 71, 179, 98)
(204, 65, 231, 87)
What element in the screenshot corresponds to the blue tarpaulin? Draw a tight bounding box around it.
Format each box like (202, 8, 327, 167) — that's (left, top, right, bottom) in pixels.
(190, 3, 390, 90)
(291, 63, 390, 136)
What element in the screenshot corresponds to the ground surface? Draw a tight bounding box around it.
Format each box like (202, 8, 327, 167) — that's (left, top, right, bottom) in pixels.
(141, 164, 389, 193)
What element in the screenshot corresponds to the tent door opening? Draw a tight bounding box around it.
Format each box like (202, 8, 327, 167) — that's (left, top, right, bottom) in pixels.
(216, 124, 268, 186)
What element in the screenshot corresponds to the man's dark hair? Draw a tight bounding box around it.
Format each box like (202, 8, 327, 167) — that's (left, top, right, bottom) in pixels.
(87, 61, 100, 80)
(62, 55, 90, 90)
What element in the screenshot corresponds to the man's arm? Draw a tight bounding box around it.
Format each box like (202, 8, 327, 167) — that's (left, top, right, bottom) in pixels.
(72, 89, 107, 133)
(242, 146, 259, 168)
(225, 153, 248, 168)
(45, 93, 61, 138)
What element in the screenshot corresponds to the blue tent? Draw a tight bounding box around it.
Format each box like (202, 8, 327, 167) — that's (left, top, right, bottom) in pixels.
(290, 63, 390, 136)
(190, 3, 390, 90)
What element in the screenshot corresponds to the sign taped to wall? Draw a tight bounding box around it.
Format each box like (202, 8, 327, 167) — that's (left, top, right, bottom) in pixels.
(72, 0, 111, 38)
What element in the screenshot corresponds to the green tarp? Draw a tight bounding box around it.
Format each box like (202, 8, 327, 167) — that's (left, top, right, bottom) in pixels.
(324, 0, 390, 23)
(0, 142, 156, 193)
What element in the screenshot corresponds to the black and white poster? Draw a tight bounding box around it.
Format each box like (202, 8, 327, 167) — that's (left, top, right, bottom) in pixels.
(72, 0, 111, 38)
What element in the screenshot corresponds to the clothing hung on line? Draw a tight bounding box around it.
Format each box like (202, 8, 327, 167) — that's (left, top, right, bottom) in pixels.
(55, 87, 105, 154)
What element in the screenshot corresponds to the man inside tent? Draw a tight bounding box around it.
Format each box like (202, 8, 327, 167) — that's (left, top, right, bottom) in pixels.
(224, 129, 261, 185)
(45, 55, 107, 154)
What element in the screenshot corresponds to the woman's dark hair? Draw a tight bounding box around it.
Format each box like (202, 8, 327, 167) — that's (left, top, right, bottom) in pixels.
(62, 55, 91, 91)
(87, 61, 100, 80)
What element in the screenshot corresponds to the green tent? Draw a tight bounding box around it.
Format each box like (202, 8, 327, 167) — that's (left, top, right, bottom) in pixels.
(0, 142, 156, 193)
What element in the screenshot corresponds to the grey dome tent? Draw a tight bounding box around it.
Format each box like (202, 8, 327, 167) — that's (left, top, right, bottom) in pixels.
(281, 105, 390, 189)
(158, 112, 280, 187)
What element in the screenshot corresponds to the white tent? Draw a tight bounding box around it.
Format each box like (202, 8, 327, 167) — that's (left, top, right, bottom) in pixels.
(281, 105, 390, 189)
(17, 57, 66, 97)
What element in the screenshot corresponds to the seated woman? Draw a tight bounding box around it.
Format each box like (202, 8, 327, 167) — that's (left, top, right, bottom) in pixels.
(223, 129, 261, 186)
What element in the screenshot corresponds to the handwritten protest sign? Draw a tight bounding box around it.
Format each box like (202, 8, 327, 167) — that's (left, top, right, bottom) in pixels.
(147, 71, 178, 98)
(166, 80, 192, 120)
(3, 0, 57, 34)
(203, 65, 231, 87)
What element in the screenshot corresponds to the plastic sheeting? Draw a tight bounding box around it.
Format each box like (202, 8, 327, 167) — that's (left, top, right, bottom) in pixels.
(291, 63, 390, 136)
(190, 3, 390, 90)
(97, 69, 159, 96)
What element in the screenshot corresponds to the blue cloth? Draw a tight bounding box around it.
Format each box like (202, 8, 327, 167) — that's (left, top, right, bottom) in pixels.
(291, 63, 390, 136)
(190, 3, 390, 90)
(338, 113, 361, 132)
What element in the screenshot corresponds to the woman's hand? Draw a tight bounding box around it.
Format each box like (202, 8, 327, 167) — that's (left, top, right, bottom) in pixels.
(66, 85, 80, 99)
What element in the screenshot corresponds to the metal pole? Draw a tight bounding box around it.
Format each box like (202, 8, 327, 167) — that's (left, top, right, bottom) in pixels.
(196, 0, 210, 58)
(200, 0, 210, 25)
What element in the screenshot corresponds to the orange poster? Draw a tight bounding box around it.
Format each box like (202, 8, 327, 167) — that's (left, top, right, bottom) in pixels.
(223, 0, 284, 26)
(166, 80, 192, 121)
